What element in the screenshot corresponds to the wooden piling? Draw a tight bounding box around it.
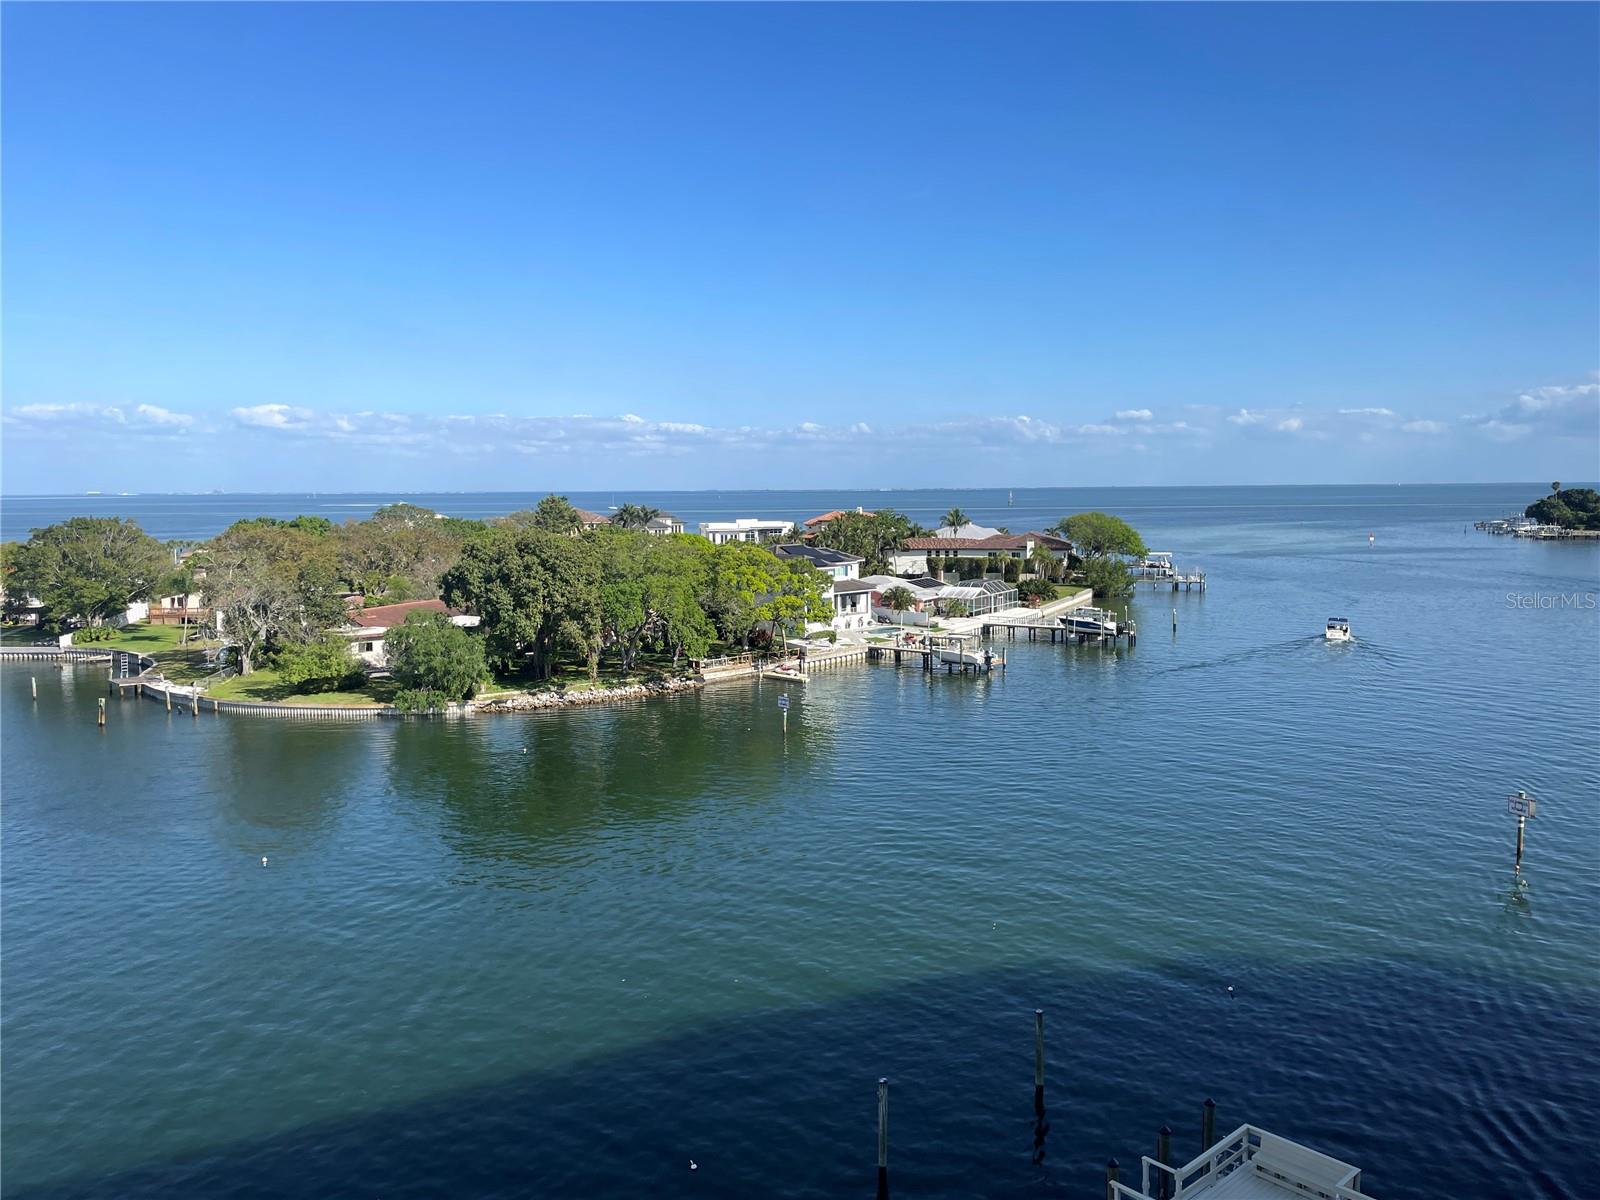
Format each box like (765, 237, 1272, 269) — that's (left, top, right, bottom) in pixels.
(1032, 1009, 1045, 1113)
(31, 675, 38, 701)
(1515, 815, 1526, 872)
(1202, 1097, 1216, 1151)
(1172, 608, 1177, 633)
(1156, 1126, 1173, 1200)
(97, 697, 106, 728)
(165, 688, 173, 712)
(876, 1077, 890, 1200)
(1105, 1158, 1120, 1200)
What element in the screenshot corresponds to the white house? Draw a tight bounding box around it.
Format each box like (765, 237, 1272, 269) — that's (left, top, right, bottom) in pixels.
(771, 543, 873, 631)
(341, 599, 481, 668)
(699, 517, 795, 544)
(890, 531, 1072, 576)
(644, 513, 686, 536)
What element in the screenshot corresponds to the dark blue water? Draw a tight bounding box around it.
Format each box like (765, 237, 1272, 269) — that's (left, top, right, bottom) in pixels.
(3, 486, 1597, 1198)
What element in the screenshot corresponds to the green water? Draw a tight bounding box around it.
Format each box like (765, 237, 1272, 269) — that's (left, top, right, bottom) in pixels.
(3, 485, 1597, 1198)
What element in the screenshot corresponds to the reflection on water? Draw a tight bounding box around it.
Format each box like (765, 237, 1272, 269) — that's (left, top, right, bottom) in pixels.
(2, 484, 1596, 1199)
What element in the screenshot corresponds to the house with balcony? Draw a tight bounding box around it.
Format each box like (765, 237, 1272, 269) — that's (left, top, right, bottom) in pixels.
(700, 517, 795, 544)
(644, 513, 686, 536)
(772, 543, 873, 631)
(891, 531, 1071, 576)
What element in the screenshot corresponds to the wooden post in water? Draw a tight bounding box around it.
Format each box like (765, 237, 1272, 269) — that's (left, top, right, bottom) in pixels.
(1032, 1009, 1045, 1114)
(97, 697, 106, 728)
(1172, 608, 1177, 634)
(1202, 1097, 1216, 1150)
(1105, 1158, 1120, 1200)
(191, 692, 199, 717)
(31, 675, 38, 701)
(876, 1077, 890, 1200)
(165, 687, 172, 712)
(1156, 1126, 1172, 1200)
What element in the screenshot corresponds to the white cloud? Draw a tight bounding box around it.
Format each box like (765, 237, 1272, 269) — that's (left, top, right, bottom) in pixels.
(232, 403, 312, 430)
(1276, 417, 1303, 433)
(135, 403, 193, 428)
(1114, 408, 1153, 421)
(1339, 407, 1396, 417)
(1400, 419, 1446, 435)
(1227, 408, 1263, 426)
(1464, 381, 1598, 441)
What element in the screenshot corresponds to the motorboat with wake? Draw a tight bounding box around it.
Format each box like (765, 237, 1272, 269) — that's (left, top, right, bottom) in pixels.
(1325, 616, 1351, 641)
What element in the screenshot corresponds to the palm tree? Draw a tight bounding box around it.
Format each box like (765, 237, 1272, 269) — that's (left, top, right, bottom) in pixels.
(1028, 541, 1056, 581)
(1551, 481, 1562, 496)
(613, 503, 661, 530)
(942, 506, 969, 535)
(882, 585, 916, 615)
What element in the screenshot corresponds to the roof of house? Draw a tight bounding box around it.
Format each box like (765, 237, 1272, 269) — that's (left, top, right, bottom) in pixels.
(803, 508, 875, 528)
(860, 575, 943, 599)
(774, 543, 864, 567)
(905, 531, 1070, 552)
(932, 522, 1005, 539)
(347, 598, 462, 629)
(830, 579, 875, 594)
(574, 508, 611, 526)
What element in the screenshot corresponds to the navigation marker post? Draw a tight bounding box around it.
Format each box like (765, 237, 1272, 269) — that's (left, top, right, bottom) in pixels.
(1508, 790, 1537, 874)
(778, 692, 790, 734)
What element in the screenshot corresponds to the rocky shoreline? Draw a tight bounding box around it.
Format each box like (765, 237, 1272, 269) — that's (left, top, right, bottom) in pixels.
(468, 674, 703, 713)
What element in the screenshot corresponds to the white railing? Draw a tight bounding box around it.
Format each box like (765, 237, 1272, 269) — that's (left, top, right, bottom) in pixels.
(1111, 1126, 1368, 1200)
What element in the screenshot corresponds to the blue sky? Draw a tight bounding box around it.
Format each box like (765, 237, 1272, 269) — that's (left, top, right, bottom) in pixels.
(3, 2, 1596, 493)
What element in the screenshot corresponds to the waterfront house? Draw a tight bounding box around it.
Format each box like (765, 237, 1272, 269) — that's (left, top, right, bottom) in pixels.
(892, 532, 1071, 576)
(772, 543, 863, 581)
(770, 543, 875, 632)
(801, 506, 874, 531)
(931, 521, 1005, 539)
(341, 599, 480, 668)
(643, 513, 686, 536)
(575, 508, 612, 531)
(699, 517, 795, 544)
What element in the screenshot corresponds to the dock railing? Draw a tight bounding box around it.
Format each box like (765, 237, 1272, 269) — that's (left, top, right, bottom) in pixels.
(1111, 1125, 1367, 1200)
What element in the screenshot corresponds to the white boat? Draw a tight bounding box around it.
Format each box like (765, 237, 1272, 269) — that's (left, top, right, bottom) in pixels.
(1325, 616, 1351, 641)
(1062, 607, 1120, 637)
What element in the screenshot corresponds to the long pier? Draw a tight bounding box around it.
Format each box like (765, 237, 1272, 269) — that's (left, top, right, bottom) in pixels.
(983, 615, 1137, 647)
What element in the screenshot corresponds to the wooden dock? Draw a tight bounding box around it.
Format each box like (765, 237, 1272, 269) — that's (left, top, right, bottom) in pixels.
(983, 615, 1137, 647)
(795, 636, 1004, 674)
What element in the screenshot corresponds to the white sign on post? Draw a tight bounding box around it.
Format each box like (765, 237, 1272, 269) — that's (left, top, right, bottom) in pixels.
(1507, 793, 1537, 819)
(777, 695, 790, 711)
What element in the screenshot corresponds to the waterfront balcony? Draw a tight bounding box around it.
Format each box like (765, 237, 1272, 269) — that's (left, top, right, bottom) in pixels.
(1111, 1124, 1370, 1200)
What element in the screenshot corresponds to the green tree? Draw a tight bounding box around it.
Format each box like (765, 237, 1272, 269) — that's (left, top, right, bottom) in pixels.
(942, 599, 970, 618)
(204, 520, 347, 674)
(506, 494, 586, 536)
(1051, 512, 1148, 559)
(1082, 556, 1135, 602)
(9, 517, 169, 627)
(811, 509, 922, 574)
(612, 503, 662, 530)
(442, 526, 602, 679)
(881, 585, 917, 612)
(274, 633, 363, 694)
(1527, 487, 1600, 531)
(383, 610, 485, 701)
(942, 507, 970, 533)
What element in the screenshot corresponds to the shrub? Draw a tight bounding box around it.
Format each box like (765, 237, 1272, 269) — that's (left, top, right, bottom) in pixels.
(1017, 578, 1055, 605)
(1002, 558, 1021, 582)
(72, 625, 115, 643)
(1082, 556, 1134, 602)
(943, 599, 970, 618)
(385, 611, 485, 701)
(274, 634, 364, 694)
(394, 688, 454, 713)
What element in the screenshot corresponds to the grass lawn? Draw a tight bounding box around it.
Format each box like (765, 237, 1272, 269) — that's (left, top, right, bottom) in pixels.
(206, 666, 400, 707)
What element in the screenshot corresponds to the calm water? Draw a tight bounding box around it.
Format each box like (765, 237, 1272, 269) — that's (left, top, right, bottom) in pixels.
(3, 486, 1598, 1198)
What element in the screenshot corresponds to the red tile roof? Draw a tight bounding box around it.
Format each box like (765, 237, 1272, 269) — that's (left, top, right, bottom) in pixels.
(575, 508, 611, 526)
(348, 598, 462, 628)
(803, 508, 874, 528)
